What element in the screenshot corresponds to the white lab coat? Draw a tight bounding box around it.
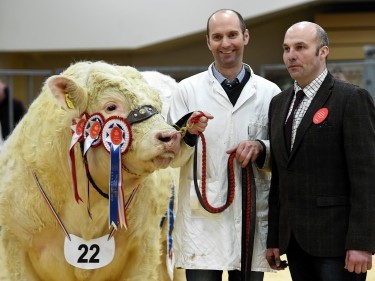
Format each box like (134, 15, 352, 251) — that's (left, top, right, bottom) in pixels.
(168, 63, 280, 272)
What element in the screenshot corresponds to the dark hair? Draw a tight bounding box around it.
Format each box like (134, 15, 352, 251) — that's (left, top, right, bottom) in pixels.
(206, 9, 246, 36)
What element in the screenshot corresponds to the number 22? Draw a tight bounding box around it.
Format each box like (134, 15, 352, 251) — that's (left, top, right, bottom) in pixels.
(77, 244, 100, 263)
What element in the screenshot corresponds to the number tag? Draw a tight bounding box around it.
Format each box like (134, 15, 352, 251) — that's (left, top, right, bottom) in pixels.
(64, 234, 115, 269)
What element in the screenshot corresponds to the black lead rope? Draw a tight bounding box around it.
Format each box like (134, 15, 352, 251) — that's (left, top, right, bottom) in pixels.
(80, 142, 109, 199)
(86, 165, 109, 199)
(241, 165, 256, 281)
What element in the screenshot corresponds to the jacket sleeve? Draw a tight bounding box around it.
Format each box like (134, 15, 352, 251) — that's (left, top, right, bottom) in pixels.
(255, 83, 280, 172)
(255, 139, 271, 171)
(343, 86, 375, 253)
(167, 83, 195, 167)
(266, 98, 280, 249)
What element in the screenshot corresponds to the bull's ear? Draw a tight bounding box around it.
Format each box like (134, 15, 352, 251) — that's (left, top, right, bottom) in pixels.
(47, 76, 87, 112)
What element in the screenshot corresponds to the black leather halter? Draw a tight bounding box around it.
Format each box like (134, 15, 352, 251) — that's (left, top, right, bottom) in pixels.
(126, 105, 158, 125)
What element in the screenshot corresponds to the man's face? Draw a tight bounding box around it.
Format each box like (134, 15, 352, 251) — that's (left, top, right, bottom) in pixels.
(206, 11, 249, 71)
(282, 23, 328, 87)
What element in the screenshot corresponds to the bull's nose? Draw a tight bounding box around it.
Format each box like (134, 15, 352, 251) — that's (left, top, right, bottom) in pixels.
(156, 130, 181, 152)
(157, 130, 181, 143)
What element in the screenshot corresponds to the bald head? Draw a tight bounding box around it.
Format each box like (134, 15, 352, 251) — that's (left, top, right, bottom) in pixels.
(206, 9, 246, 36)
(287, 21, 329, 52)
(283, 21, 330, 87)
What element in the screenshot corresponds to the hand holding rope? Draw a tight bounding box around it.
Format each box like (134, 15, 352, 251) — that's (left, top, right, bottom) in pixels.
(182, 112, 213, 136)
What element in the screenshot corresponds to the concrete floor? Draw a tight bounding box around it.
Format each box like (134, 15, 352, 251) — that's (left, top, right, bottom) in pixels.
(221, 255, 375, 281)
(1, 240, 374, 281)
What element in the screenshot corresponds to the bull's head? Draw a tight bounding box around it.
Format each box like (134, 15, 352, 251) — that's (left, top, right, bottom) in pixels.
(47, 61, 181, 227)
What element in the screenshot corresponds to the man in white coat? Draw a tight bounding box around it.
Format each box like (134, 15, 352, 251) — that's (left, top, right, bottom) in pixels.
(168, 9, 281, 281)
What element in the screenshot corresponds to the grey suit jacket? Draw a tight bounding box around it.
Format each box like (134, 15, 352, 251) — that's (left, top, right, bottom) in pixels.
(267, 73, 375, 256)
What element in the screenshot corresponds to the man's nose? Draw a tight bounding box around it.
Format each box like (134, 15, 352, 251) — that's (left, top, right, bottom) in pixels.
(286, 49, 297, 61)
(221, 36, 231, 47)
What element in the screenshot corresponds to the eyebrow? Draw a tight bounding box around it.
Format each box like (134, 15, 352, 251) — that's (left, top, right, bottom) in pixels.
(282, 41, 307, 47)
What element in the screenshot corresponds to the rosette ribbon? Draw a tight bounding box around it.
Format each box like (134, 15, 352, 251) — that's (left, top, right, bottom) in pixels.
(83, 113, 104, 155)
(102, 116, 132, 229)
(69, 114, 87, 203)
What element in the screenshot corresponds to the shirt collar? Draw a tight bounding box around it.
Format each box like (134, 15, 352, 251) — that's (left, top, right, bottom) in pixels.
(294, 68, 328, 99)
(212, 64, 246, 84)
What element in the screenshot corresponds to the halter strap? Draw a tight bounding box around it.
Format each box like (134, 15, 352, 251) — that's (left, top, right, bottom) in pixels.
(126, 105, 158, 125)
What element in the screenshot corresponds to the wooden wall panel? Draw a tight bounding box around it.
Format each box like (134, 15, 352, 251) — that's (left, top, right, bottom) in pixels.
(315, 13, 375, 28)
(315, 13, 375, 60)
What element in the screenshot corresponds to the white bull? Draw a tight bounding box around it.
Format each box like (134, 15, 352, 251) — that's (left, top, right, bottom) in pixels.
(0, 123, 3, 152)
(141, 70, 176, 120)
(0, 61, 184, 281)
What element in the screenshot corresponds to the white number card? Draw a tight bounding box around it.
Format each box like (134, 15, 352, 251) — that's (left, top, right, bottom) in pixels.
(64, 234, 115, 269)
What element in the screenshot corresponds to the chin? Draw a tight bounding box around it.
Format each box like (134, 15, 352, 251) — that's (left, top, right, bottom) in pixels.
(152, 156, 173, 170)
(123, 152, 176, 175)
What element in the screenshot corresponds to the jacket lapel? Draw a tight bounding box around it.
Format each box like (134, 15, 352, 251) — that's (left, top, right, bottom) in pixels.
(289, 73, 335, 160)
(275, 88, 295, 160)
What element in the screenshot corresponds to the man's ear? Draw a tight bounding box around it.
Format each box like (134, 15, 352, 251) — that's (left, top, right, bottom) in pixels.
(320, 45, 329, 60)
(244, 29, 250, 45)
(206, 34, 212, 51)
(47, 76, 87, 113)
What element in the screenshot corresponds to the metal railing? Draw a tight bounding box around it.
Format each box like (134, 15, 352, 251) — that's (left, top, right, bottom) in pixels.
(0, 69, 52, 134)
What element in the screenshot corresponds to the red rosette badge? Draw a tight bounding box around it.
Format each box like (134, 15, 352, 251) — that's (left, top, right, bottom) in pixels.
(102, 116, 132, 155)
(70, 113, 88, 148)
(83, 113, 105, 155)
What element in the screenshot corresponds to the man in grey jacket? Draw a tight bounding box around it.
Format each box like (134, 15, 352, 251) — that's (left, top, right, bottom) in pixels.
(266, 21, 375, 281)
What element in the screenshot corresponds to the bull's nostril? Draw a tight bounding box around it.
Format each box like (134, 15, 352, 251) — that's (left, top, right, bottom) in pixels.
(159, 137, 172, 143)
(157, 130, 181, 145)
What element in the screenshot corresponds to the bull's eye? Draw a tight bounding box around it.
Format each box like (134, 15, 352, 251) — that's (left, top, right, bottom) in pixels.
(106, 104, 117, 112)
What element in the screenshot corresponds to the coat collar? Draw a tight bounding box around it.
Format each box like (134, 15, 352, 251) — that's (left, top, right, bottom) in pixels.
(288, 72, 335, 161)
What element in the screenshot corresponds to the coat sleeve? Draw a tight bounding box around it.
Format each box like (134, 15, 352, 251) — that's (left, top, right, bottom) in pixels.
(255, 139, 271, 171)
(255, 83, 281, 172)
(266, 98, 280, 249)
(343, 86, 375, 253)
(167, 82, 195, 167)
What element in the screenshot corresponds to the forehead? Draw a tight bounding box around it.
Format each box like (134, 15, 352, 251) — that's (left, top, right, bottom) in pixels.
(283, 24, 317, 46)
(209, 11, 241, 34)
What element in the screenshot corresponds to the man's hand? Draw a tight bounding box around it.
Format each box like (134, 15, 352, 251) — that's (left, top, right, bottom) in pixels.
(266, 248, 287, 270)
(186, 111, 214, 135)
(345, 250, 372, 274)
(226, 140, 263, 168)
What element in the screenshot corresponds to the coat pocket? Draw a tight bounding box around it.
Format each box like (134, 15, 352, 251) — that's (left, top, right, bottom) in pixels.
(248, 121, 268, 140)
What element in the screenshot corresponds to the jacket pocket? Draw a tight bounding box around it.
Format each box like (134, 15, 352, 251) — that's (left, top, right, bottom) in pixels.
(316, 196, 349, 207)
(248, 121, 268, 140)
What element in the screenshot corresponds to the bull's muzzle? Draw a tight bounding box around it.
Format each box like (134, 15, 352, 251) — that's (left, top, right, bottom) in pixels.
(156, 130, 181, 155)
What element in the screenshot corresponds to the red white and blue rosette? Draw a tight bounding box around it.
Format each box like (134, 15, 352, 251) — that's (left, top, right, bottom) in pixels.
(101, 116, 132, 229)
(83, 113, 105, 155)
(69, 114, 88, 203)
(70, 114, 87, 149)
